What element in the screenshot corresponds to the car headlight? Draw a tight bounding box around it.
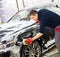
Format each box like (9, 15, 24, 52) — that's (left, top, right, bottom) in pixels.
(0, 41, 14, 50)
(0, 37, 19, 50)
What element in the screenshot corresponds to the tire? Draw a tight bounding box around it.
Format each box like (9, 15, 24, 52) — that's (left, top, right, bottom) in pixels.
(0, 51, 10, 57)
(21, 41, 41, 57)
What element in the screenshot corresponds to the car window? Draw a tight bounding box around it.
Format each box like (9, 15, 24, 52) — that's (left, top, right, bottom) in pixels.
(8, 10, 30, 22)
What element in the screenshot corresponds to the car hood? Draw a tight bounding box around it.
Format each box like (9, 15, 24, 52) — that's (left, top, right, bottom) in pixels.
(0, 20, 36, 42)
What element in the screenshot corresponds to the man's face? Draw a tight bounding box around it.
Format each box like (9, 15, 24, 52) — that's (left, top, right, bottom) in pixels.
(30, 14, 38, 21)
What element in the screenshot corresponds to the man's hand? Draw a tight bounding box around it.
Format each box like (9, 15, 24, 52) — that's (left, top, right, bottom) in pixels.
(22, 38, 32, 45)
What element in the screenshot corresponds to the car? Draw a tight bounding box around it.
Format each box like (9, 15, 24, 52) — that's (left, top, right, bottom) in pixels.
(0, 4, 60, 57)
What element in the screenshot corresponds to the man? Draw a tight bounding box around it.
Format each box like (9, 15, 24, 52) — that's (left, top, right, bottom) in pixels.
(23, 9, 60, 45)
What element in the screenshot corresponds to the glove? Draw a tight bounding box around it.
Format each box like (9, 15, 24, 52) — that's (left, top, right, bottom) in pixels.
(22, 38, 32, 45)
(26, 38, 32, 45)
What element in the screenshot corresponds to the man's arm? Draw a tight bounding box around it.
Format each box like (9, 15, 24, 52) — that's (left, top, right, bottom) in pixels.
(22, 33, 43, 45)
(32, 32, 43, 41)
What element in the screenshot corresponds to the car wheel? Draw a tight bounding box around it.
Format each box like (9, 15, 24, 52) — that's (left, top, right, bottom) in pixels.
(0, 52, 10, 57)
(21, 41, 41, 57)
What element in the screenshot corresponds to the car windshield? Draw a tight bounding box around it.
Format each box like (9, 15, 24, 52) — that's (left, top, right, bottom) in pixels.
(8, 9, 30, 23)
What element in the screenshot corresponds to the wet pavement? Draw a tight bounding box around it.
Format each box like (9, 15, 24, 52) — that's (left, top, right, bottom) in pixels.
(43, 46, 60, 57)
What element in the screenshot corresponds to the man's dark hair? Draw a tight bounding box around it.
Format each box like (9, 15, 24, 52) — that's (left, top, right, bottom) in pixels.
(29, 10, 38, 16)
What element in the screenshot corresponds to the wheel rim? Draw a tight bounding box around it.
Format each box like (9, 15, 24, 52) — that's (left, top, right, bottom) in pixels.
(22, 42, 41, 57)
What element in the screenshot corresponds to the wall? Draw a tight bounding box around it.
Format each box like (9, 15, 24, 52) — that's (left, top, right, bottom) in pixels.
(0, 0, 18, 22)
